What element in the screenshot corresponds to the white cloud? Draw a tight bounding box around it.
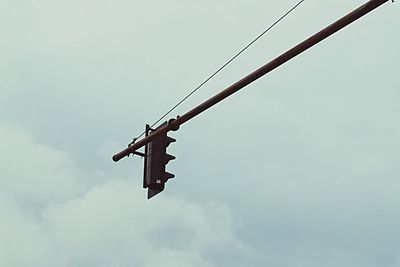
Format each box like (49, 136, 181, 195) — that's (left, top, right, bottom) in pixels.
(0, 199, 63, 267)
(0, 125, 248, 267)
(0, 125, 85, 208)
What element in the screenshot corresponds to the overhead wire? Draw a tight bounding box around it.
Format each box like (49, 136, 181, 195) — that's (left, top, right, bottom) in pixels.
(135, 0, 305, 140)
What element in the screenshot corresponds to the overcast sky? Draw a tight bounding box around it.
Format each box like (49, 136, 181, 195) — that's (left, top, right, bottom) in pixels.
(1, 0, 400, 266)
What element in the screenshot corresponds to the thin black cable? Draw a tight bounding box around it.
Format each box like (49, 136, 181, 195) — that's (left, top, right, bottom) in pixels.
(135, 0, 305, 139)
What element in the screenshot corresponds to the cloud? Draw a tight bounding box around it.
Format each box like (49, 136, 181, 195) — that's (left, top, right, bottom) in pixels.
(0, 125, 249, 267)
(1, 1, 400, 266)
(0, 125, 86, 208)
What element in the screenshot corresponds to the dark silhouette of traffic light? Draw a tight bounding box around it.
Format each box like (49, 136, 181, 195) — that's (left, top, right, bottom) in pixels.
(143, 122, 176, 199)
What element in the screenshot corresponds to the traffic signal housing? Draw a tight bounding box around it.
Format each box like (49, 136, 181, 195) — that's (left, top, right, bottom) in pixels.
(143, 122, 176, 199)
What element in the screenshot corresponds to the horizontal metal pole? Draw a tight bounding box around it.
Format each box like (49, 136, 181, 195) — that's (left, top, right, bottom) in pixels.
(113, 0, 389, 162)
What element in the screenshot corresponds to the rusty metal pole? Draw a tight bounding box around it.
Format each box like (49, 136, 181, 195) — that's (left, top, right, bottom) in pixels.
(113, 0, 390, 162)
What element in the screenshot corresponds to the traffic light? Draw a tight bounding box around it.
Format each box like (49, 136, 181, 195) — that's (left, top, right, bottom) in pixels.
(143, 122, 176, 199)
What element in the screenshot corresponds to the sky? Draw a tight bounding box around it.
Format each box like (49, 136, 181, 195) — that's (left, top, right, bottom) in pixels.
(1, 0, 400, 266)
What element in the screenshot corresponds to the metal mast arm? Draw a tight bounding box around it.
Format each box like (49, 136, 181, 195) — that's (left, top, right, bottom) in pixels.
(113, 0, 390, 162)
